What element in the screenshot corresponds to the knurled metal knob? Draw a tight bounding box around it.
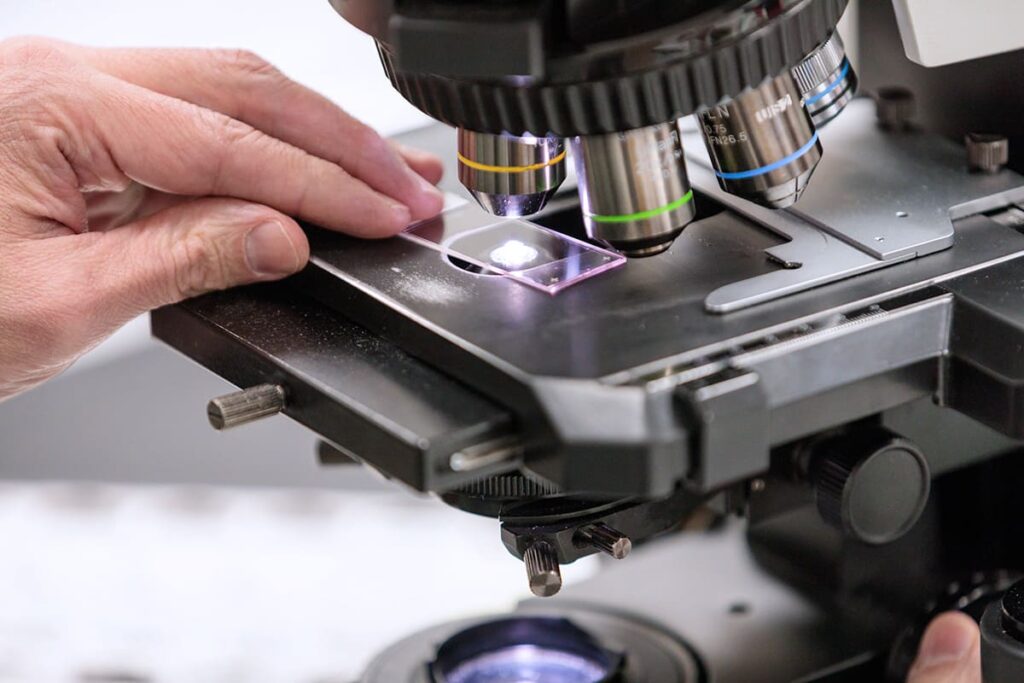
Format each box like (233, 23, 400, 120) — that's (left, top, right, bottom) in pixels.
(575, 523, 632, 560)
(207, 384, 286, 430)
(524, 541, 562, 598)
(966, 133, 1010, 174)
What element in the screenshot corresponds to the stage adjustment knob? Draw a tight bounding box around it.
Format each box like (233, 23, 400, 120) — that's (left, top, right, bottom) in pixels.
(575, 523, 632, 560)
(207, 384, 286, 430)
(811, 426, 930, 545)
(524, 541, 562, 598)
(966, 133, 1010, 174)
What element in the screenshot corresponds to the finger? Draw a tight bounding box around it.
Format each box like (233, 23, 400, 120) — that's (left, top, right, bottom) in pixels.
(392, 141, 445, 186)
(67, 70, 412, 238)
(907, 612, 982, 683)
(62, 44, 444, 221)
(77, 197, 309, 324)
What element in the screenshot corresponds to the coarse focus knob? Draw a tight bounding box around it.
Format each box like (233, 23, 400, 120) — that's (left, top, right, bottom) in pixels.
(966, 133, 1010, 174)
(207, 384, 286, 430)
(982, 581, 1024, 682)
(811, 426, 930, 545)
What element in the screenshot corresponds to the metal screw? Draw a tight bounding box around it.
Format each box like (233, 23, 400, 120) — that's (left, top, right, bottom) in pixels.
(966, 133, 1010, 174)
(524, 541, 562, 598)
(207, 384, 286, 430)
(576, 523, 632, 560)
(448, 436, 524, 473)
(876, 86, 916, 132)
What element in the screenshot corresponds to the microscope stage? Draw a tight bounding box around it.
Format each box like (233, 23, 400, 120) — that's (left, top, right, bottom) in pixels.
(155, 109, 1024, 498)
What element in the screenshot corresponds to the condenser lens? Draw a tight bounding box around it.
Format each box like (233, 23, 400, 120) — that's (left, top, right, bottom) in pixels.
(444, 644, 610, 683)
(430, 617, 621, 683)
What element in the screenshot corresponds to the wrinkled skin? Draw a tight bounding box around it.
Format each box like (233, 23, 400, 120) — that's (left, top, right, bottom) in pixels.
(0, 37, 444, 401)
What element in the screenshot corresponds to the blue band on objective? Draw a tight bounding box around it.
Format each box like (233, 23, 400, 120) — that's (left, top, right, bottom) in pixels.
(805, 60, 851, 107)
(715, 131, 821, 181)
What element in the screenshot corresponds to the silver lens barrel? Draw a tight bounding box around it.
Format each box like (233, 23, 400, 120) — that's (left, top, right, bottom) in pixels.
(458, 130, 567, 217)
(699, 73, 823, 209)
(792, 32, 858, 128)
(571, 123, 697, 258)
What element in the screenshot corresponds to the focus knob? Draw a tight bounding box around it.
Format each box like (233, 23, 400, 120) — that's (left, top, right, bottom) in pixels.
(811, 426, 930, 545)
(966, 133, 1010, 174)
(982, 581, 1024, 682)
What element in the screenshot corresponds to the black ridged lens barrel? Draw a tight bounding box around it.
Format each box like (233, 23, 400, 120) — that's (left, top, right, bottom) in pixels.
(700, 73, 823, 209)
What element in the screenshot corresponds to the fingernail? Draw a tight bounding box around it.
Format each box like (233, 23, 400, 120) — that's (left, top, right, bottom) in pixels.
(415, 172, 444, 199)
(391, 202, 412, 228)
(917, 616, 976, 669)
(245, 221, 301, 276)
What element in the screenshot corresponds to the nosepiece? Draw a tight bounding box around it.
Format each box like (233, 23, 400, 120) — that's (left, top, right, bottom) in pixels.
(458, 130, 567, 217)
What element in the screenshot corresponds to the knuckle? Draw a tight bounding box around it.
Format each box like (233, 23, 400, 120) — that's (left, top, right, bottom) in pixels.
(352, 125, 386, 156)
(195, 110, 267, 190)
(167, 228, 231, 300)
(200, 106, 265, 152)
(218, 115, 264, 147)
(0, 40, 75, 134)
(218, 48, 280, 80)
(0, 36, 71, 70)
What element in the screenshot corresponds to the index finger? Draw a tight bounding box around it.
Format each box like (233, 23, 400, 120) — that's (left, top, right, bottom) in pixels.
(60, 44, 445, 221)
(75, 69, 413, 238)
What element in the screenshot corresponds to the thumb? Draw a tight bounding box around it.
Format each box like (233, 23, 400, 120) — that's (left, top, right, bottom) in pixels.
(907, 612, 982, 683)
(94, 197, 308, 316)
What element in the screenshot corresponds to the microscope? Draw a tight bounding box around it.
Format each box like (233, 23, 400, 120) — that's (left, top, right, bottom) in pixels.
(152, 0, 1024, 680)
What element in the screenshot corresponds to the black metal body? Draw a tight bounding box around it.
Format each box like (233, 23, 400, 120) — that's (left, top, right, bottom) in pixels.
(329, 0, 847, 136)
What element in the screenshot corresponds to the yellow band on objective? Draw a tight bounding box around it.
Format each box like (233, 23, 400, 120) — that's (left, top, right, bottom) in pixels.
(457, 149, 567, 174)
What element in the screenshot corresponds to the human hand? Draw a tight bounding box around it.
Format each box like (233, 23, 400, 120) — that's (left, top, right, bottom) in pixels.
(0, 37, 444, 401)
(907, 612, 982, 683)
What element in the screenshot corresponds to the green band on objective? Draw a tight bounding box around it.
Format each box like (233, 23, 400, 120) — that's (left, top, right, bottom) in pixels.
(588, 190, 694, 224)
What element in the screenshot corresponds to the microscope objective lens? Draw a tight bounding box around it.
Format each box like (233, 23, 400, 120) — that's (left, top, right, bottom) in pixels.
(792, 31, 859, 127)
(699, 73, 823, 209)
(458, 130, 567, 217)
(572, 122, 697, 257)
